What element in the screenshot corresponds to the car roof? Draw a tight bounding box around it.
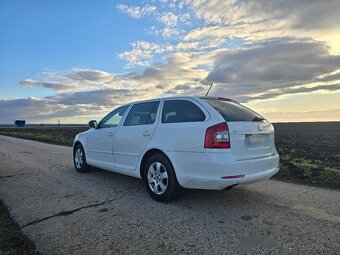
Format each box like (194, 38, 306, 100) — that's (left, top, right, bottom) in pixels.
(120, 95, 237, 107)
(124, 95, 198, 105)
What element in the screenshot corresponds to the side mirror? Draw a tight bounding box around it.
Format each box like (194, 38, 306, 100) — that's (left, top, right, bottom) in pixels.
(88, 120, 97, 129)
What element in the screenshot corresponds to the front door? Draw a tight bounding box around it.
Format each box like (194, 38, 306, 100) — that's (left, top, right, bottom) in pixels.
(114, 101, 160, 171)
(86, 105, 130, 167)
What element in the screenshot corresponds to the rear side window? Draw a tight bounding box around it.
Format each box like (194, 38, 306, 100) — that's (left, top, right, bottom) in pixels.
(124, 101, 160, 126)
(203, 99, 264, 122)
(162, 100, 206, 123)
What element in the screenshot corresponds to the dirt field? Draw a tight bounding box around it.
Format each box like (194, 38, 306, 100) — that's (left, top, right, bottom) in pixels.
(274, 122, 340, 188)
(274, 122, 339, 168)
(0, 126, 88, 146)
(1, 122, 339, 188)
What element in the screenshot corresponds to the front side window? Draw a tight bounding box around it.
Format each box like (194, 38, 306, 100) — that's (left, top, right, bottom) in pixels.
(98, 105, 129, 128)
(124, 101, 160, 126)
(162, 100, 206, 123)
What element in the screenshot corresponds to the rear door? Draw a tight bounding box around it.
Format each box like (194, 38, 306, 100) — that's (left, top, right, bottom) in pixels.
(154, 99, 208, 152)
(114, 101, 160, 171)
(203, 99, 275, 160)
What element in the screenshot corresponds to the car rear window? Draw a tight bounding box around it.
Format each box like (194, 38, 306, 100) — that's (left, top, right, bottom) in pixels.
(203, 99, 264, 122)
(162, 100, 206, 123)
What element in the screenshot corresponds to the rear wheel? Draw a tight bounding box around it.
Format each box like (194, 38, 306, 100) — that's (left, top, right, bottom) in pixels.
(143, 154, 180, 202)
(73, 144, 91, 173)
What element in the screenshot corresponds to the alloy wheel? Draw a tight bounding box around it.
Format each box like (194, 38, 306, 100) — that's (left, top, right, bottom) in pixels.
(147, 162, 168, 195)
(74, 148, 83, 169)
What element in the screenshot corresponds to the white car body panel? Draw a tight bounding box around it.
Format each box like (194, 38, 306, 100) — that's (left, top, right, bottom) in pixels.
(113, 106, 160, 171)
(74, 96, 280, 190)
(86, 127, 116, 167)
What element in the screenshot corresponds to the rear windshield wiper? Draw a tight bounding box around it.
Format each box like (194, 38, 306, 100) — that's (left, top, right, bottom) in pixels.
(252, 117, 265, 122)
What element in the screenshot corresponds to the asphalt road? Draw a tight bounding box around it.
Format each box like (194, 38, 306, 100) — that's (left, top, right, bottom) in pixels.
(0, 135, 339, 255)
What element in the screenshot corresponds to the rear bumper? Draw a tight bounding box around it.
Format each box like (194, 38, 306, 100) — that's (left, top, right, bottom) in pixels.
(178, 166, 279, 190)
(168, 150, 279, 190)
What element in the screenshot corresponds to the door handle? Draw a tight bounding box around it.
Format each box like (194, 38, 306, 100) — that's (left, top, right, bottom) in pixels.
(108, 132, 113, 137)
(143, 131, 151, 137)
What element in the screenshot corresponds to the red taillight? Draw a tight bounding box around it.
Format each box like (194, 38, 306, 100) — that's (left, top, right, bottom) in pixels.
(204, 122, 230, 148)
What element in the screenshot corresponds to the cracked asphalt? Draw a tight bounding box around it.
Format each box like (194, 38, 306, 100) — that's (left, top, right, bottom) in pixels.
(0, 135, 339, 254)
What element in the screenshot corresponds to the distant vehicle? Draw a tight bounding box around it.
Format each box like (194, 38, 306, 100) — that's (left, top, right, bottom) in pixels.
(14, 120, 26, 127)
(73, 96, 279, 202)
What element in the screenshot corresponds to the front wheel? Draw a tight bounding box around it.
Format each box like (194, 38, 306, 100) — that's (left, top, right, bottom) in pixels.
(73, 144, 91, 173)
(143, 154, 181, 202)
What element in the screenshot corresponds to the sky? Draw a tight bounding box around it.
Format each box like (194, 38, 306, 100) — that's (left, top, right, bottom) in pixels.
(0, 0, 340, 124)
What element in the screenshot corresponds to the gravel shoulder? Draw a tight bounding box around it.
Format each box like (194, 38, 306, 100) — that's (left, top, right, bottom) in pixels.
(0, 135, 339, 254)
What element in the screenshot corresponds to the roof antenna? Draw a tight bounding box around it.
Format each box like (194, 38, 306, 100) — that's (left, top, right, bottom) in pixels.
(205, 83, 213, 96)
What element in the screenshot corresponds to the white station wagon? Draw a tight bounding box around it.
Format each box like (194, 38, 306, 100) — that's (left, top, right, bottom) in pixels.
(73, 96, 279, 202)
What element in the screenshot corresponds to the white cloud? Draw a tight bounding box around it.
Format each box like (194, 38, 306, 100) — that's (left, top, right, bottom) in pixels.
(188, 0, 340, 29)
(189, 0, 242, 25)
(131, 52, 208, 83)
(160, 27, 180, 38)
(118, 41, 173, 67)
(180, 13, 191, 22)
(20, 79, 76, 91)
(118, 36, 225, 67)
(202, 39, 340, 101)
(155, 12, 181, 37)
(20, 79, 39, 86)
(19, 69, 114, 92)
(116, 4, 157, 18)
(159, 12, 178, 27)
(184, 0, 340, 53)
(176, 37, 225, 51)
(63, 69, 113, 83)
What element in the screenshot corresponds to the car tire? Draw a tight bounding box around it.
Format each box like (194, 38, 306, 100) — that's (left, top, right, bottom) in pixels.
(143, 154, 181, 202)
(73, 144, 91, 173)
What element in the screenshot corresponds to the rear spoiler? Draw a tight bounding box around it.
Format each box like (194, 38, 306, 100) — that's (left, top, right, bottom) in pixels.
(199, 96, 240, 104)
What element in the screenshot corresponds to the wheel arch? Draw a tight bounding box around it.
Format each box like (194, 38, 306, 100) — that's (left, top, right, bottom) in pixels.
(73, 141, 83, 154)
(139, 148, 175, 178)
